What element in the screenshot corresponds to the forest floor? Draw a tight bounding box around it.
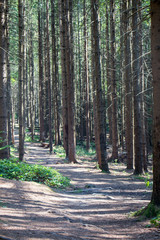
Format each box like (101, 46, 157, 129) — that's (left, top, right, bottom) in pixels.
(0, 134, 160, 239)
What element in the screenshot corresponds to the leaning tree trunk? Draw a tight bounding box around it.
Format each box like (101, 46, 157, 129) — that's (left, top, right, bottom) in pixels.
(151, 0, 160, 206)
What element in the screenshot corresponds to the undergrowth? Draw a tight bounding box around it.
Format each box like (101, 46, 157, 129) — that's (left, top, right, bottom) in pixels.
(134, 172, 153, 188)
(131, 203, 160, 228)
(54, 141, 96, 158)
(76, 144, 96, 157)
(0, 158, 70, 188)
(53, 145, 66, 158)
(25, 134, 40, 143)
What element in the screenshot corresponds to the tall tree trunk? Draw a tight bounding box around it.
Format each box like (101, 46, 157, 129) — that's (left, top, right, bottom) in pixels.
(110, 0, 118, 160)
(43, 6, 49, 139)
(46, 0, 52, 153)
(60, 0, 69, 158)
(38, 0, 45, 142)
(67, 0, 76, 162)
(18, 0, 25, 161)
(29, 27, 35, 140)
(91, 0, 108, 172)
(60, 0, 76, 162)
(5, 0, 12, 149)
(51, 0, 61, 146)
(138, 0, 147, 172)
(123, 0, 133, 169)
(0, 0, 9, 159)
(84, 0, 90, 151)
(106, 1, 112, 145)
(132, 0, 143, 174)
(151, 0, 160, 206)
(119, 0, 125, 150)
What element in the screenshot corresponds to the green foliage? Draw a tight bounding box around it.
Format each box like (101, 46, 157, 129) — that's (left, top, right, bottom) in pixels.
(0, 159, 70, 188)
(25, 134, 40, 143)
(54, 145, 66, 158)
(131, 203, 160, 228)
(76, 142, 96, 157)
(0, 201, 6, 207)
(76, 145, 96, 157)
(150, 216, 160, 227)
(134, 172, 153, 188)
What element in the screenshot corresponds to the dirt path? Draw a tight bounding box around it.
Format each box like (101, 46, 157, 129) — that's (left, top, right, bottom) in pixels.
(0, 138, 160, 239)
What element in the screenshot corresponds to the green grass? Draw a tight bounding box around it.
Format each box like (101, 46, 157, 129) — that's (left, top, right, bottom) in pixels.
(0, 158, 70, 188)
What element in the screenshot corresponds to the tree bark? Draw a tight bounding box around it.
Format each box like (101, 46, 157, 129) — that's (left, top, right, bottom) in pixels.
(106, 1, 112, 145)
(110, 0, 118, 160)
(5, 0, 11, 150)
(51, 0, 61, 146)
(0, 0, 9, 159)
(29, 26, 35, 140)
(38, 0, 45, 142)
(151, 0, 160, 206)
(123, 0, 133, 169)
(60, 0, 76, 162)
(84, 0, 90, 151)
(46, 0, 52, 153)
(18, 0, 25, 161)
(132, 0, 143, 174)
(91, 0, 108, 171)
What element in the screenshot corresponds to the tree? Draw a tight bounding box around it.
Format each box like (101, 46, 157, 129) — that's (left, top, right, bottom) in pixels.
(151, 0, 160, 205)
(83, 0, 90, 151)
(110, 0, 118, 160)
(106, 1, 112, 145)
(28, 24, 35, 141)
(60, 0, 76, 163)
(123, 0, 133, 169)
(132, 0, 143, 174)
(91, 0, 108, 172)
(18, 0, 25, 161)
(5, 0, 12, 149)
(51, 0, 61, 146)
(0, 0, 9, 159)
(46, 0, 52, 153)
(38, 0, 45, 142)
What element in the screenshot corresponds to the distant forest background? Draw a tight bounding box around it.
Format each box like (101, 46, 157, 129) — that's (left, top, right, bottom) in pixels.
(0, 0, 152, 174)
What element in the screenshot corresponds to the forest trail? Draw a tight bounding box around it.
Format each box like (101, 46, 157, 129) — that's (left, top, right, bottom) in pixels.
(0, 136, 160, 239)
